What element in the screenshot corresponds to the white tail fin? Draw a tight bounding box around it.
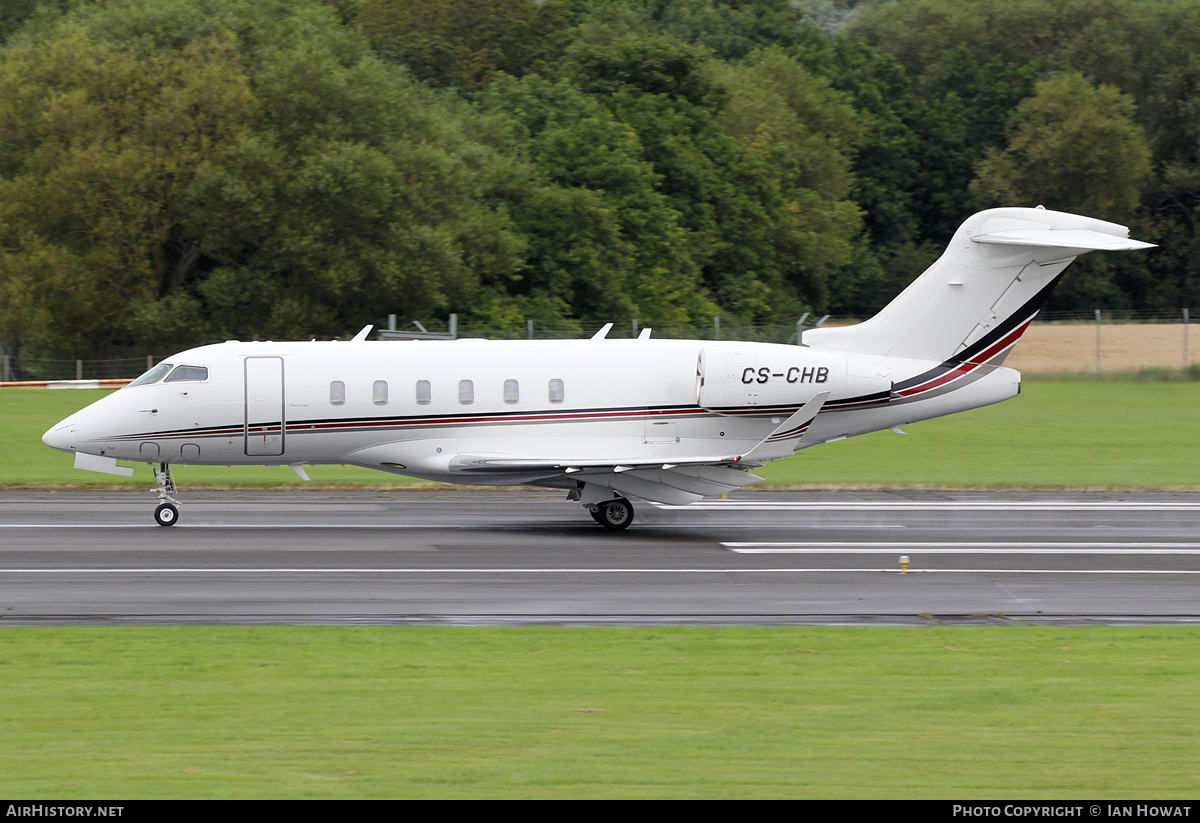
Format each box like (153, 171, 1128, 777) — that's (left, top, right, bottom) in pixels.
(804, 207, 1153, 365)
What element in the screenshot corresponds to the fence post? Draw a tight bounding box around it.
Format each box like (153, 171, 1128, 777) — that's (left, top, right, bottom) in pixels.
(794, 313, 810, 345)
(76, 359, 83, 380)
(714, 317, 720, 340)
(1185, 308, 1191, 367)
(1094, 309, 1102, 373)
(2, 354, 9, 381)
(527, 319, 534, 340)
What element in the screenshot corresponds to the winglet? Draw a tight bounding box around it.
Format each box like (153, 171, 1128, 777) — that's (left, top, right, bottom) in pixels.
(741, 391, 830, 464)
(591, 323, 614, 340)
(351, 325, 373, 342)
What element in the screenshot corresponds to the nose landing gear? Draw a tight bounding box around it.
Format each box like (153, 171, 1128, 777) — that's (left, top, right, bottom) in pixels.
(151, 462, 180, 526)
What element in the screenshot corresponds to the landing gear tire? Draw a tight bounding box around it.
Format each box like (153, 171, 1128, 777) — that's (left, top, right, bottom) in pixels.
(151, 462, 180, 527)
(594, 498, 634, 531)
(154, 502, 179, 527)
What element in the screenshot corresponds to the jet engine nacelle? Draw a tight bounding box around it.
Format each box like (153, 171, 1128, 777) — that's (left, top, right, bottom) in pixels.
(697, 344, 891, 412)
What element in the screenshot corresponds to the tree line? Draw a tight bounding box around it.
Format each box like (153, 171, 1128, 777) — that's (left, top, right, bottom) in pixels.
(0, 0, 1193, 358)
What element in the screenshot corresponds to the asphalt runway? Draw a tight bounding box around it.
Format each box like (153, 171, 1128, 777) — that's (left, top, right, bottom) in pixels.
(2, 489, 1200, 626)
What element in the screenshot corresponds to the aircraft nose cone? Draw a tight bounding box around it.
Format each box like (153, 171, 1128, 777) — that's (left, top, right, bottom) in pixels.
(42, 421, 77, 452)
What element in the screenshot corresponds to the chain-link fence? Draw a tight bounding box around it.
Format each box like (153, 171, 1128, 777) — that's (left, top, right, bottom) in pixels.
(1, 309, 1193, 381)
(1, 354, 157, 382)
(433, 319, 812, 343)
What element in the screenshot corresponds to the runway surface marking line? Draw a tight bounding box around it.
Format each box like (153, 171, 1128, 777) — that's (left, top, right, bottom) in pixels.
(4, 567, 1200, 575)
(724, 542, 1200, 553)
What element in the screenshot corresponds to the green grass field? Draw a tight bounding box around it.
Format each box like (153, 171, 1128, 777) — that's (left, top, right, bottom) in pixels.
(4, 381, 1198, 799)
(5, 381, 1198, 489)
(2, 626, 1199, 799)
(759, 379, 1200, 489)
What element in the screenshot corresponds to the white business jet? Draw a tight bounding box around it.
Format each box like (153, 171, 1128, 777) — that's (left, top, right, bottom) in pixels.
(43, 207, 1152, 529)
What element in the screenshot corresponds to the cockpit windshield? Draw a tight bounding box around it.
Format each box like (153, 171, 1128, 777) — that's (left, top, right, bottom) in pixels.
(164, 365, 209, 383)
(126, 362, 173, 387)
(126, 362, 209, 387)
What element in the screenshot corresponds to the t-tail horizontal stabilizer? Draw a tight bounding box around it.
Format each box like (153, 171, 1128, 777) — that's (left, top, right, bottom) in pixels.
(802, 207, 1154, 364)
(971, 228, 1155, 252)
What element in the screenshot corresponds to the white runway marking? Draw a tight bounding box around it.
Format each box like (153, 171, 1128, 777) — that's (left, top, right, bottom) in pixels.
(657, 501, 1200, 511)
(0, 524, 477, 529)
(724, 542, 1200, 553)
(2, 567, 1200, 575)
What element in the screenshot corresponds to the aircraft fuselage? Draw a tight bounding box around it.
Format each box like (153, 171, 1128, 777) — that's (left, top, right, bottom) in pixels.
(43, 336, 1017, 486)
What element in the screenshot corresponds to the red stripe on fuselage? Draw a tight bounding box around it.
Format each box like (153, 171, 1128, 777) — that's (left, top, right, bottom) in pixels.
(895, 317, 1031, 398)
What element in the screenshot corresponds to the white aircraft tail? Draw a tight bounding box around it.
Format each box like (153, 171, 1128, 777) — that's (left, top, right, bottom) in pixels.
(804, 207, 1153, 365)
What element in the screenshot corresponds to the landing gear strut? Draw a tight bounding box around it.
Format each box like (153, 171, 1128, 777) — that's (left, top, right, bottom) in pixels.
(152, 462, 180, 527)
(590, 497, 634, 531)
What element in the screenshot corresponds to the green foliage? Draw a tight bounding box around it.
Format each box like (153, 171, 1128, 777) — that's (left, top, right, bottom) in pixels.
(353, 0, 571, 90)
(849, 0, 1130, 84)
(973, 73, 1151, 220)
(0, 0, 524, 356)
(478, 74, 715, 325)
(971, 73, 1153, 310)
(564, 32, 860, 317)
(2, 0, 1198, 357)
(645, 0, 830, 62)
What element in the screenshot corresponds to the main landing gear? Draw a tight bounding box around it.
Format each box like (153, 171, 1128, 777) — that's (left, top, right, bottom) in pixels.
(567, 482, 636, 530)
(151, 462, 180, 527)
(589, 496, 635, 531)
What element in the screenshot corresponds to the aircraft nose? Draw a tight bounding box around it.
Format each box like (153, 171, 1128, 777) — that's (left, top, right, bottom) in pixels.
(42, 420, 78, 452)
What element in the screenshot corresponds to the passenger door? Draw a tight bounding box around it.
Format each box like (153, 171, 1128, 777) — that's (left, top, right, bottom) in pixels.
(244, 356, 285, 456)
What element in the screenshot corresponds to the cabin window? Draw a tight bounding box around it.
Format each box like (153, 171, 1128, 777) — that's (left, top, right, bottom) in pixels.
(373, 380, 388, 405)
(549, 378, 564, 404)
(503, 379, 519, 404)
(164, 365, 209, 383)
(458, 379, 474, 404)
(127, 362, 173, 387)
(415, 380, 431, 405)
(330, 381, 345, 405)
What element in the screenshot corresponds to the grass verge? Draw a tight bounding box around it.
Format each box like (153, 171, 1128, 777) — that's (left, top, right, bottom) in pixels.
(1, 626, 1198, 799)
(6, 381, 1198, 490)
(757, 379, 1200, 489)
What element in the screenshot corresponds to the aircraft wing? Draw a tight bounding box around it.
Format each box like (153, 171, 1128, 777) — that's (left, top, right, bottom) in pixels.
(445, 394, 829, 505)
(447, 454, 762, 505)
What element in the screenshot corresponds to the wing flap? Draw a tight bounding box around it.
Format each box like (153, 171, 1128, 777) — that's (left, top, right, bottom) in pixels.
(446, 453, 763, 504)
(603, 473, 704, 505)
(638, 465, 763, 497)
(447, 453, 741, 475)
